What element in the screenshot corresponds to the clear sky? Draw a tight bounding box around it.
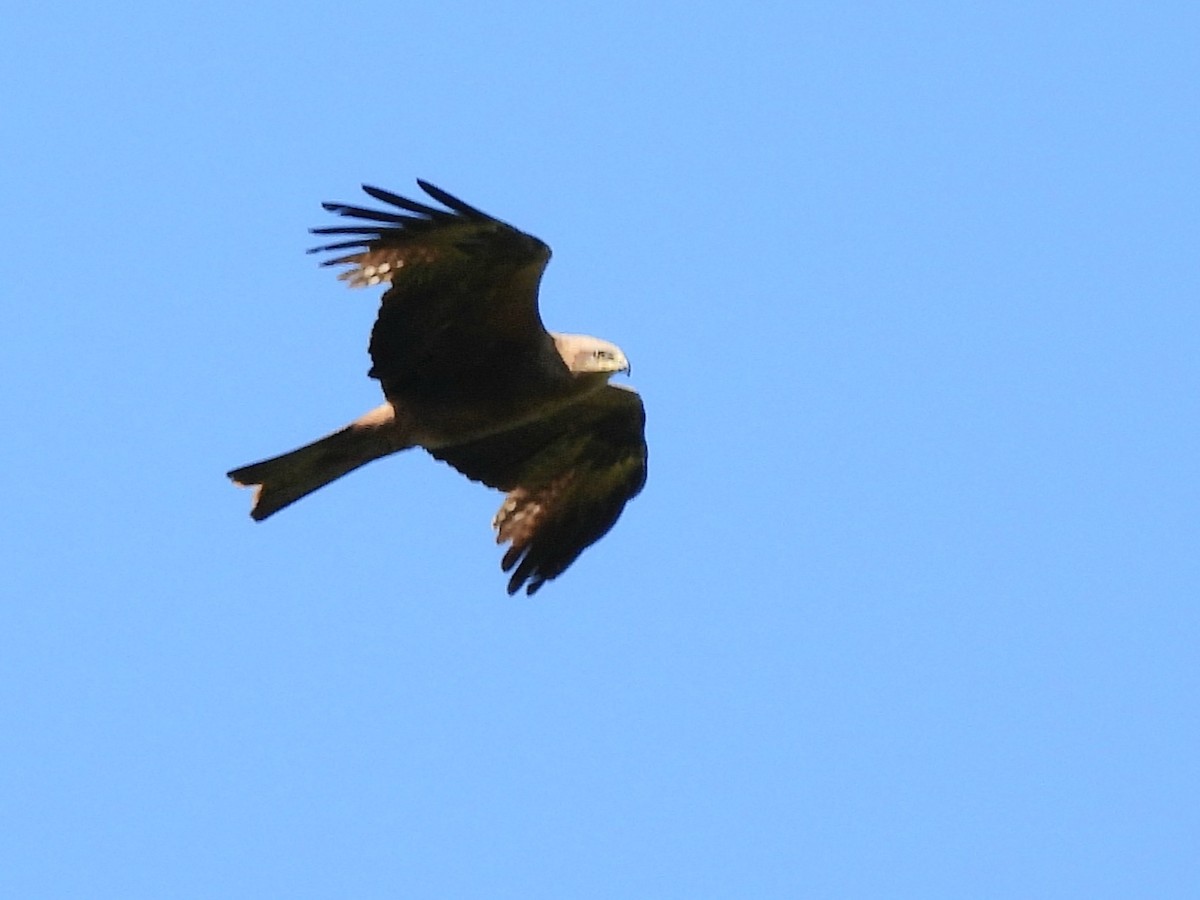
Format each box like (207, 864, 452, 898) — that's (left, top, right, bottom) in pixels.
(2, 2, 1197, 897)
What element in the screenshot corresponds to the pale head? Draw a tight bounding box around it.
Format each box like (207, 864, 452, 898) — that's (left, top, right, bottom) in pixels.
(552, 333, 630, 378)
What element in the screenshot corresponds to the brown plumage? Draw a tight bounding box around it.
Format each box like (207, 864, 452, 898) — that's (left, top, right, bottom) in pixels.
(227, 180, 647, 595)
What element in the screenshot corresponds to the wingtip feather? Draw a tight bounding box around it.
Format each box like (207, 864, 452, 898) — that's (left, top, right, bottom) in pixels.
(417, 180, 491, 220)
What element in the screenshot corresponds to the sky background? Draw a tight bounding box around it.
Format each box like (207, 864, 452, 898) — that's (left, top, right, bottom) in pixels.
(2, 2, 1197, 897)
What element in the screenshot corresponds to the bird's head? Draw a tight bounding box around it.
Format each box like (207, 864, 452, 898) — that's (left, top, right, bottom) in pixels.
(553, 333, 631, 379)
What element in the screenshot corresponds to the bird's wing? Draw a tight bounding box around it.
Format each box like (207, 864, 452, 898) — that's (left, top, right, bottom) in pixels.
(429, 385, 648, 595)
(308, 180, 554, 392)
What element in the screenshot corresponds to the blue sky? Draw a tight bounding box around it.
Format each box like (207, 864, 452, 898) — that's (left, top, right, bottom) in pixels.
(2, 2, 1197, 897)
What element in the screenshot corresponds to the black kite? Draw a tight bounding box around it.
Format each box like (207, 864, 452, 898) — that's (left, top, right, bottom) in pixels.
(227, 181, 647, 595)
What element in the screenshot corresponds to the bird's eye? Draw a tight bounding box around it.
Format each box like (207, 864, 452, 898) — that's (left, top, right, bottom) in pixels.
(595, 350, 614, 360)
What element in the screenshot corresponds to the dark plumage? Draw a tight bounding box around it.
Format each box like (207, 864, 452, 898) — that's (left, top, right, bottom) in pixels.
(228, 180, 646, 595)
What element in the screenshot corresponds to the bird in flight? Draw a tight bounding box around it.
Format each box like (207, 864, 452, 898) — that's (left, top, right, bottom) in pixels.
(227, 180, 647, 595)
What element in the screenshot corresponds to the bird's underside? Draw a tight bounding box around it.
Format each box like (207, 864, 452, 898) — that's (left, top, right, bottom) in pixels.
(227, 180, 647, 595)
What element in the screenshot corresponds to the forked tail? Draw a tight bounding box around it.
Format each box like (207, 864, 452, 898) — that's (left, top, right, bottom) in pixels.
(227, 404, 402, 520)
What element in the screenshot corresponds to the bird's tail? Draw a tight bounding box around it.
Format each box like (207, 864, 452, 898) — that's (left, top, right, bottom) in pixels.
(227, 403, 403, 520)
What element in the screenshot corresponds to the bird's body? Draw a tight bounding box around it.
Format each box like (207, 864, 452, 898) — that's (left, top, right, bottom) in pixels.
(228, 181, 646, 595)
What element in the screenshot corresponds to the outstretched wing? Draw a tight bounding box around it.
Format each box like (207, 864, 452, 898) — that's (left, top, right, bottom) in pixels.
(429, 385, 648, 595)
(309, 180, 554, 392)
